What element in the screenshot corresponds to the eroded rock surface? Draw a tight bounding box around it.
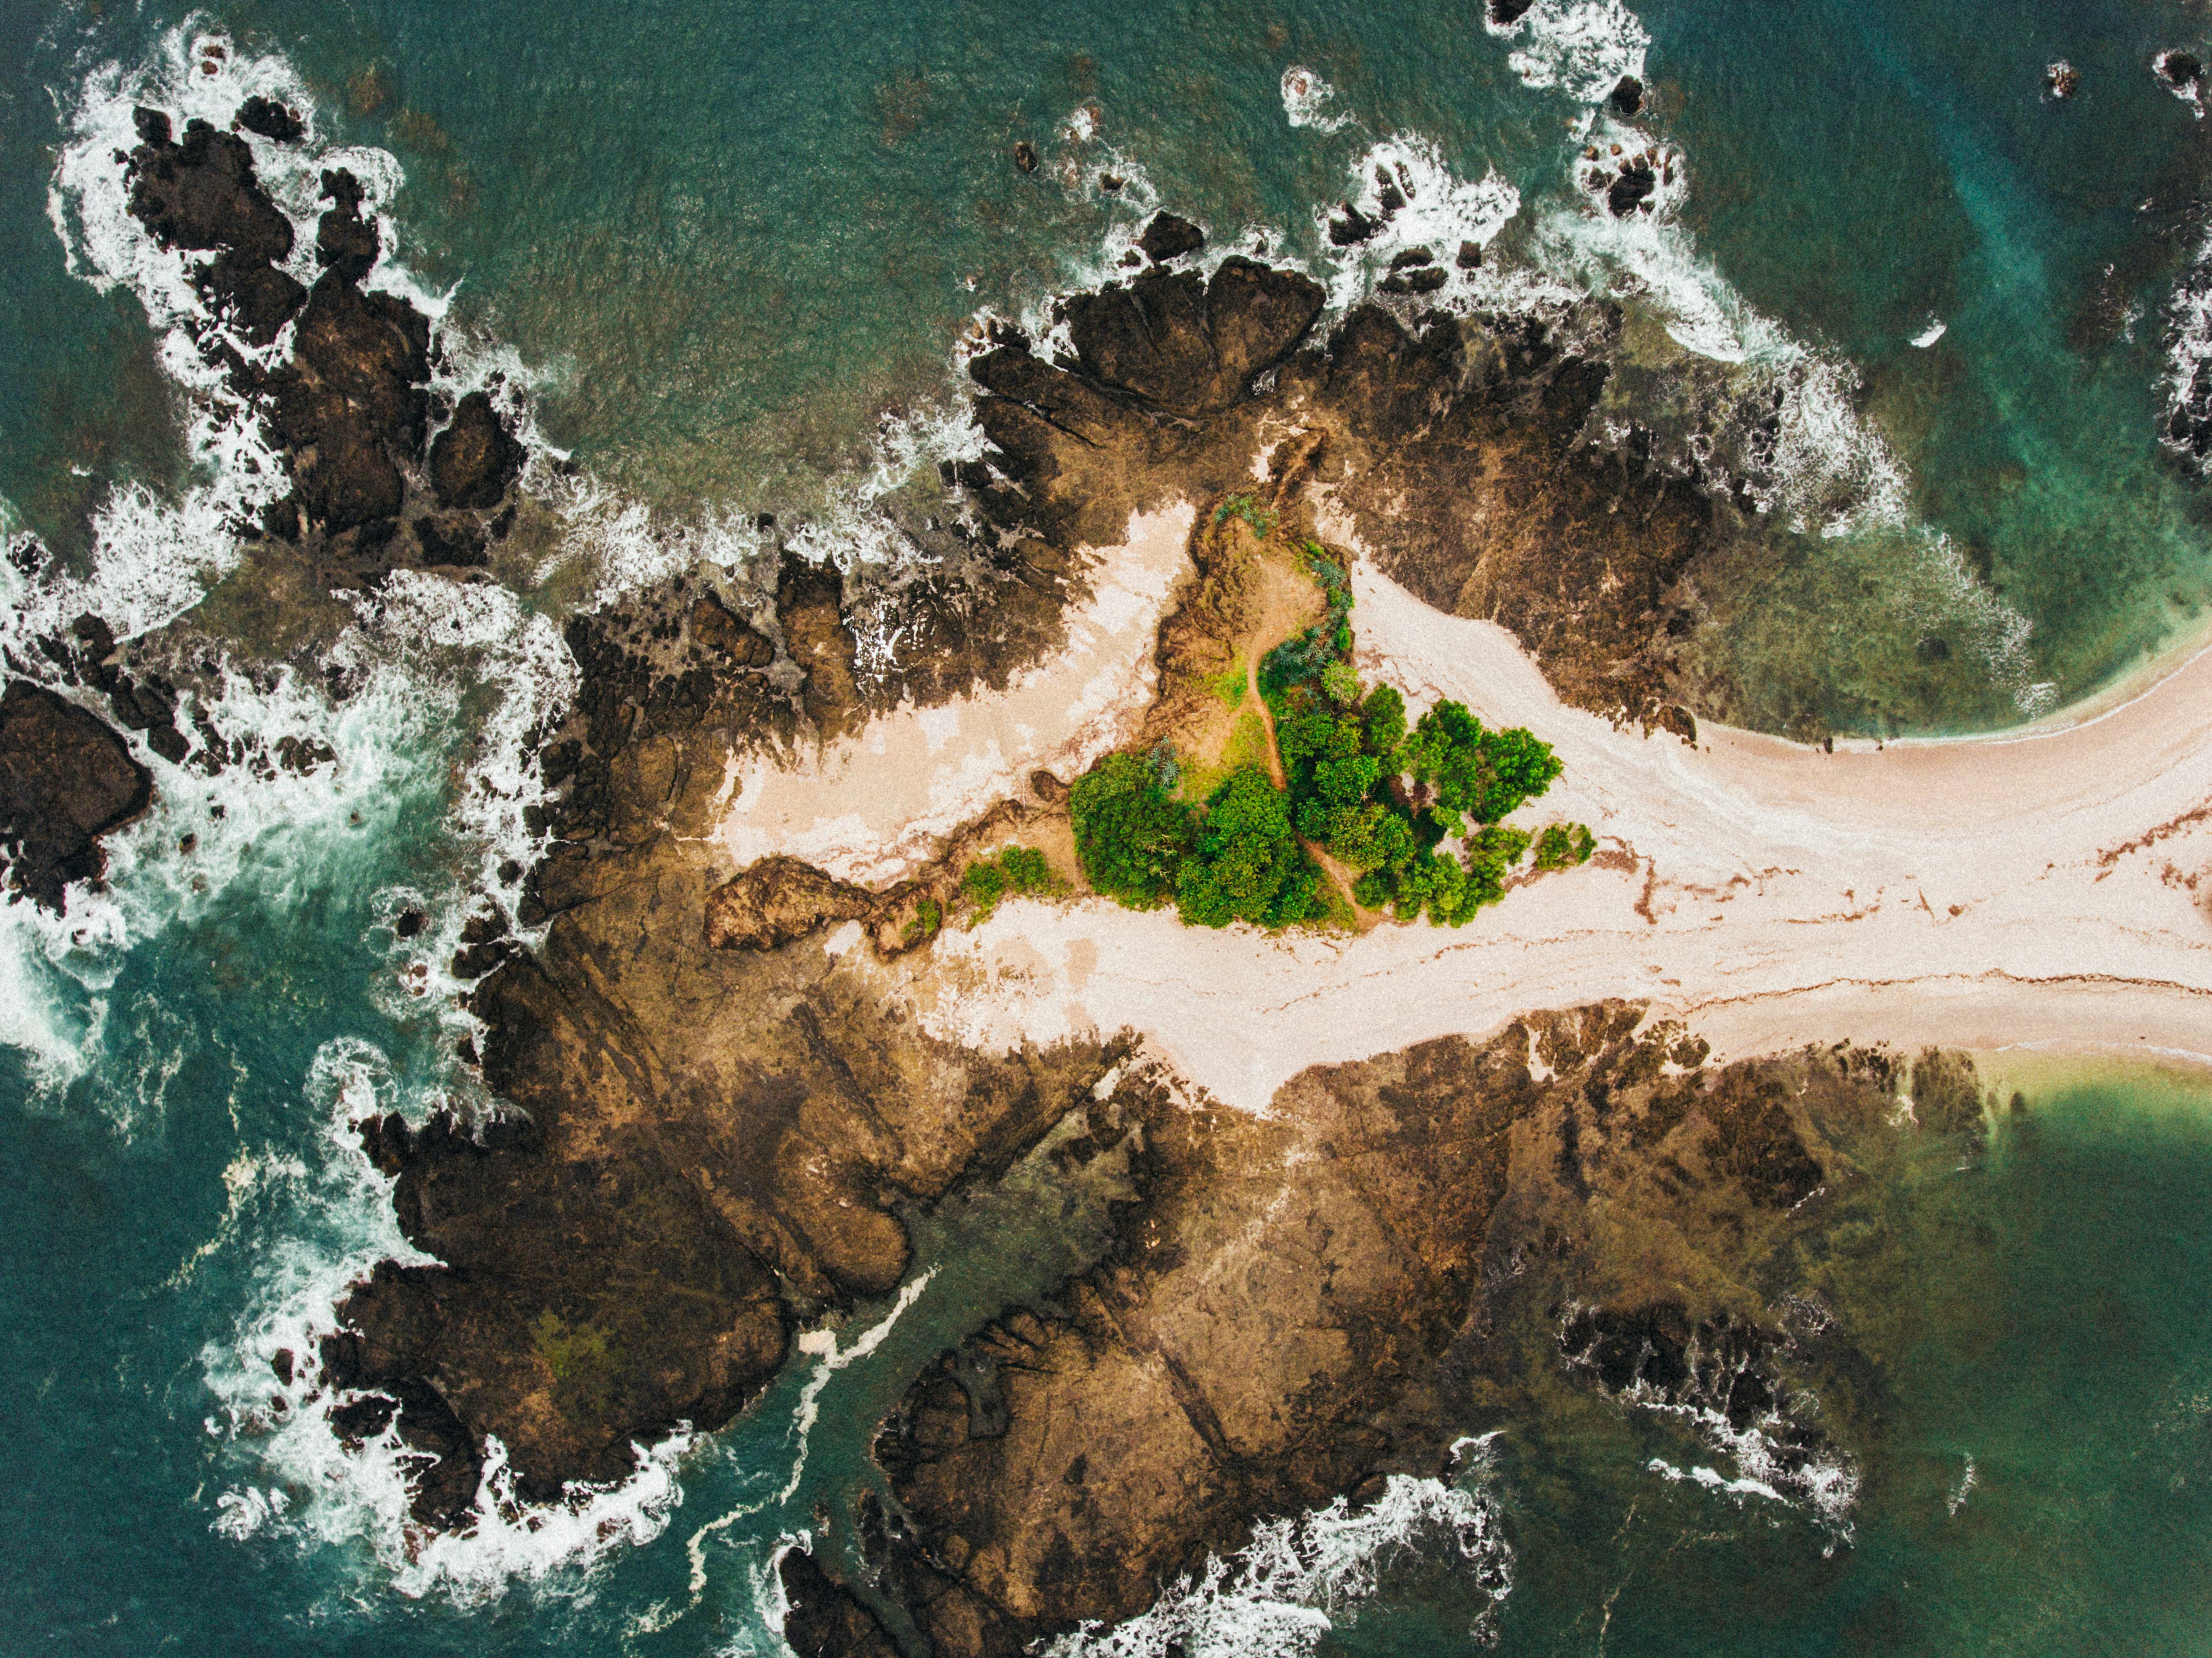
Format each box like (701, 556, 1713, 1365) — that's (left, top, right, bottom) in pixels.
(825, 1014, 1980, 1656)
(0, 679, 153, 909)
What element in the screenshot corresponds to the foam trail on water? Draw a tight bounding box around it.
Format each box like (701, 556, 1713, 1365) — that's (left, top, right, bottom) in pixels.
(199, 1038, 701, 1606)
(1044, 1439, 1513, 1658)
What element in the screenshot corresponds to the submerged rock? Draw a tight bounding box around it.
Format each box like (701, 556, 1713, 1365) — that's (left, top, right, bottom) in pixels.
(0, 680, 153, 910)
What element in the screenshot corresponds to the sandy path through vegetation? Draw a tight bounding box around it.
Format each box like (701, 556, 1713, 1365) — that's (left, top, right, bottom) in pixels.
(867, 545, 2212, 1113)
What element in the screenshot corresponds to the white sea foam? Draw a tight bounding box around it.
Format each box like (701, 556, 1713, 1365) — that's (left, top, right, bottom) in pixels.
(1281, 67, 1355, 133)
(197, 1037, 700, 1605)
(1313, 135, 1539, 319)
(1044, 1441, 1512, 1658)
(1911, 317, 1948, 348)
(1488, 0, 1650, 106)
(2159, 222, 2212, 472)
(1626, 1379, 1862, 1541)
(2155, 52, 2205, 119)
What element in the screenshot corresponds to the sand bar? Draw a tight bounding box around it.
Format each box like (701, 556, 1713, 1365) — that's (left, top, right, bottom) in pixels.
(851, 546, 2212, 1113)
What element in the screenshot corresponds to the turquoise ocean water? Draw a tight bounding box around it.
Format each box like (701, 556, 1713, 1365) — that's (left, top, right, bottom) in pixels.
(6, 0, 2212, 1651)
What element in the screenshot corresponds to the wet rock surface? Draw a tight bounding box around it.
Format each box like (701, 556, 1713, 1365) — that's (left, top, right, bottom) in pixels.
(817, 1019, 1977, 1656)
(0, 679, 154, 909)
(119, 99, 530, 585)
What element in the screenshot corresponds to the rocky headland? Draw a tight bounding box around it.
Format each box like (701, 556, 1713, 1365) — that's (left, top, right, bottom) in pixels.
(28, 110, 2198, 1652)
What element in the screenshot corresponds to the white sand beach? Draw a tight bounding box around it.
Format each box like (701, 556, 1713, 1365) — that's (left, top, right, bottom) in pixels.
(724, 508, 2212, 1113)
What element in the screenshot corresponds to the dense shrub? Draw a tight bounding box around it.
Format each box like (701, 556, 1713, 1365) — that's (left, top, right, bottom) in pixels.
(1069, 753, 1194, 909)
(960, 845, 1061, 922)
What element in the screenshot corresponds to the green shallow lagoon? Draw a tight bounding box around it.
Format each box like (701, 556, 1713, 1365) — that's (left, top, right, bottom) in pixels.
(1330, 1065, 2212, 1658)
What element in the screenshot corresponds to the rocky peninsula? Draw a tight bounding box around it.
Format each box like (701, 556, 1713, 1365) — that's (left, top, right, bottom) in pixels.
(16, 103, 2212, 1653)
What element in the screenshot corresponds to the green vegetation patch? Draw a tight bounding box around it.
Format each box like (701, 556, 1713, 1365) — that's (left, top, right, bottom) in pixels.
(1072, 606, 1585, 933)
(1213, 492, 1277, 537)
(1259, 541, 1355, 698)
(959, 845, 1062, 923)
(1533, 822, 1597, 870)
(531, 1308, 621, 1416)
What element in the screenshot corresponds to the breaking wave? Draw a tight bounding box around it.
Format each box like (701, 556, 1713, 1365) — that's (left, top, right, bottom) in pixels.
(1044, 1442, 1513, 1658)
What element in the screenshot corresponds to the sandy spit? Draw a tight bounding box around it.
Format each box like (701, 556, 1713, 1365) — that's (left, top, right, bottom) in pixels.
(851, 548, 2212, 1114)
(713, 504, 1194, 885)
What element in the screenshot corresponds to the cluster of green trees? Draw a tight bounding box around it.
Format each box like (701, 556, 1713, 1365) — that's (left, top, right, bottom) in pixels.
(1274, 674, 1566, 925)
(1068, 537, 1591, 933)
(1068, 751, 1335, 929)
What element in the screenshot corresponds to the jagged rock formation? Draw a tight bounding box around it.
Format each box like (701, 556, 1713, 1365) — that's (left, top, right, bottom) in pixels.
(959, 269, 1710, 735)
(329, 822, 1143, 1519)
(0, 679, 153, 909)
(120, 102, 529, 581)
(811, 1016, 1981, 1657)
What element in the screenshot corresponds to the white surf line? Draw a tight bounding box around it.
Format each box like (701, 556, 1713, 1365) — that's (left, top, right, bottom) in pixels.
(683, 1270, 936, 1599)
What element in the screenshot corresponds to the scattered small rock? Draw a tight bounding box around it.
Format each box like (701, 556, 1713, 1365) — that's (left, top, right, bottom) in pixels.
(2046, 59, 2080, 99)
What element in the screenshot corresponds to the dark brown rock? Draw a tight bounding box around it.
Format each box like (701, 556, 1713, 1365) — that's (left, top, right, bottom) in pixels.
(126, 111, 294, 265)
(412, 511, 489, 569)
(1380, 264, 1448, 296)
(1609, 74, 1645, 117)
(314, 167, 379, 284)
(690, 592, 775, 667)
(1136, 211, 1204, 264)
(1062, 258, 1323, 414)
(855, 1016, 1943, 1655)
(1607, 160, 1657, 217)
(233, 96, 306, 144)
(0, 680, 154, 910)
(703, 856, 876, 950)
(780, 1548, 900, 1658)
(429, 391, 528, 511)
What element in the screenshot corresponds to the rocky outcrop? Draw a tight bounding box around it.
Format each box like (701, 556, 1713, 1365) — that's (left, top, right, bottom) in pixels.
(956, 263, 1711, 734)
(1135, 211, 1204, 264)
(325, 810, 1140, 1516)
(703, 854, 877, 949)
(827, 1017, 1980, 1657)
(429, 390, 527, 510)
(120, 104, 530, 582)
(0, 680, 154, 910)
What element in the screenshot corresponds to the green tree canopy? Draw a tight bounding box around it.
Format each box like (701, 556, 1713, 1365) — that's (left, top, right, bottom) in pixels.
(1069, 753, 1194, 909)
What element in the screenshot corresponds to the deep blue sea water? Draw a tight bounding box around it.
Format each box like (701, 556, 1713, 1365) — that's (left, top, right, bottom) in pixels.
(6, 1, 2212, 1652)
